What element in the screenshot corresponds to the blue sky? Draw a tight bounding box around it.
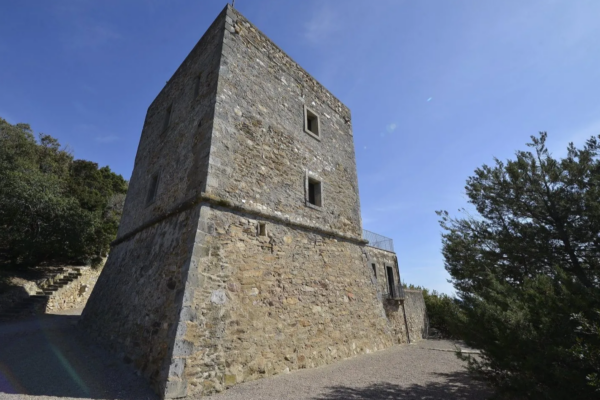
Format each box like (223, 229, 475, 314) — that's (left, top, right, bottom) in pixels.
(2, 0, 600, 294)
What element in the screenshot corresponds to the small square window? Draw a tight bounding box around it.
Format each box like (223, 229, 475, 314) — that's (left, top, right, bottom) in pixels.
(163, 105, 172, 131)
(146, 173, 160, 206)
(303, 105, 320, 140)
(307, 177, 322, 207)
(258, 222, 267, 236)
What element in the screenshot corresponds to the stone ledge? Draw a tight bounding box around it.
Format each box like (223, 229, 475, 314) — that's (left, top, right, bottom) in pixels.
(111, 192, 367, 248)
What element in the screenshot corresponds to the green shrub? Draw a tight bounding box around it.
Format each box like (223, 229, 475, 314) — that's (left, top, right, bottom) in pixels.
(404, 283, 463, 338)
(0, 118, 127, 267)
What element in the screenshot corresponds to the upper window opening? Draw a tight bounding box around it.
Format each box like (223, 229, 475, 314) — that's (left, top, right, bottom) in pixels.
(308, 177, 322, 207)
(146, 173, 160, 206)
(163, 105, 172, 131)
(304, 105, 320, 139)
(194, 73, 202, 98)
(372, 263, 377, 278)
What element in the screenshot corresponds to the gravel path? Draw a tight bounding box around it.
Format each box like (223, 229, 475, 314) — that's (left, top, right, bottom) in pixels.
(0, 311, 156, 400)
(0, 311, 491, 400)
(204, 340, 490, 400)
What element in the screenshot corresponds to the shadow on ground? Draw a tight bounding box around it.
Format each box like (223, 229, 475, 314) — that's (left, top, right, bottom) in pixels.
(313, 371, 492, 400)
(0, 314, 157, 399)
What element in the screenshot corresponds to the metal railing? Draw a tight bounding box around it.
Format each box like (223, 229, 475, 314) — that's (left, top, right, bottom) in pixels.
(363, 229, 395, 252)
(383, 282, 405, 300)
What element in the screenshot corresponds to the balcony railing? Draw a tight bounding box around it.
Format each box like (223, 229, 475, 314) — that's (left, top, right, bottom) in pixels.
(383, 282, 405, 300)
(363, 229, 395, 252)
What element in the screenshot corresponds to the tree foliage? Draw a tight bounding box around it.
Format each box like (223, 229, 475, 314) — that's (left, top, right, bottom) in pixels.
(438, 132, 600, 399)
(0, 118, 127, 267)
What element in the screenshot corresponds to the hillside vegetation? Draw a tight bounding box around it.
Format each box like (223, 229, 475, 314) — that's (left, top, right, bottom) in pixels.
(0, 118, 127, 268)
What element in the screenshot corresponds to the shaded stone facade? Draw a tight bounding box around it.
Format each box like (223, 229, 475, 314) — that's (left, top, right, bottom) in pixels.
(82, 5, 426, 399)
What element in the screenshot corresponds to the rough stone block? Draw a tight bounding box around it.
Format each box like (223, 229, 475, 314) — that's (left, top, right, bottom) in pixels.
(164, 378, 188, 399)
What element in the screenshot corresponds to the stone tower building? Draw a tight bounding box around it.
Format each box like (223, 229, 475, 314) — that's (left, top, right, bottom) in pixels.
(82, 4, 426, 399)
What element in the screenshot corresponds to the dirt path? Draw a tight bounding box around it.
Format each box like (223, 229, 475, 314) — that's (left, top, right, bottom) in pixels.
(0, 312, 491, 400)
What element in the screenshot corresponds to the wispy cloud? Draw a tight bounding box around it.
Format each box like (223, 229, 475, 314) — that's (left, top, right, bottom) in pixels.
(73, 101, 90, 116)
(551, 118, 600, 158)
(52, 2, 120, 50)
(361, 216, 376, 225)
(372, 202, 411, 213)
(95, 134, 119, 143)
(379, 122, 398, 138)
(80, 84, 97, 94)
(76, 123, 119, 144)
(67, 24, 120, 49)
(0, 110, 15, 124)
(304, 5, 342, 45)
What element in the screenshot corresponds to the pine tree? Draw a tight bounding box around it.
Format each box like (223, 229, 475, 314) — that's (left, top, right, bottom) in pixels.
(438, 132, 600, 399)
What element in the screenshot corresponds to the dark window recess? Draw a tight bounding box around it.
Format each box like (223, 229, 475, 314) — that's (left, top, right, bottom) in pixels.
(372, 263, 377, 278)
(308, 178, 322, 207)
(163, 105, 172, 131)
(194, 73, 202, 97)
(258, 222, 267, 236)
(306, 109, 319, 136)
(386, 266, 395, 298)
(146, 174, 159, 205)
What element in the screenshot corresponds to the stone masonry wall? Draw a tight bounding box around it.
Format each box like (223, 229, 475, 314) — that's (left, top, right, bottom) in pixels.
(81, 205, 202, 396)
(45, 267, 101, 312)
(81, 6, 426, 399)
(363, 247, 401, 298)
(172, 206, 394, 396)
(83, 10, 228, 396)
(403, 289, 428, 340)
(363, 247, 412, 345)
(207, 7, 362, 239)
(117, 8, 225, 237)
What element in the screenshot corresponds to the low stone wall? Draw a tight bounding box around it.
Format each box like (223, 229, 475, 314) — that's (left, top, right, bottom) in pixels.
(403, 290, 428, 341)
(46, 267, 102, 312)
(382, 290, 427, 344)
(382, 300, 409, 344)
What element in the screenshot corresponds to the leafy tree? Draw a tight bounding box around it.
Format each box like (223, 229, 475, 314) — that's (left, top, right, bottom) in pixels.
(0, 118, 127, 267)
(438, 132, 600, 399)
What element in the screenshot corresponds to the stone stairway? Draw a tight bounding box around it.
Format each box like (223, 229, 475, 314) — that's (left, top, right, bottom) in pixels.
(0, 268, 82, 322)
